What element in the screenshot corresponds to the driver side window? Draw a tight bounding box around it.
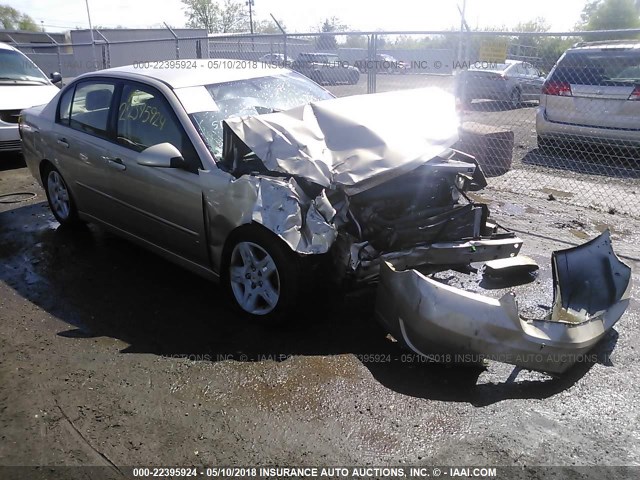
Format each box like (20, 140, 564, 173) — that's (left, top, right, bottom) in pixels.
(116, 83, 200, 172)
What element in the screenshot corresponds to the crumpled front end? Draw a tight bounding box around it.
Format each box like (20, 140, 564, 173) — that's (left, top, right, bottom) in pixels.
(214, 88, 524, 280)
(375, 230, 632, 374)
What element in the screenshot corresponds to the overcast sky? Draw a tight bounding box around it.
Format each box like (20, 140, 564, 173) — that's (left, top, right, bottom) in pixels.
(8, 0, 588, 33)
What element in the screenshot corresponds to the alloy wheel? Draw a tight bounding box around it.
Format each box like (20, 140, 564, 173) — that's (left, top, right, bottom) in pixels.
(47, 170, 71, 220)
(229, 241, 281, 315)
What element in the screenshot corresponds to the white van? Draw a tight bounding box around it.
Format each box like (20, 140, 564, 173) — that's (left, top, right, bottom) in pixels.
(0, 42, 61, 153)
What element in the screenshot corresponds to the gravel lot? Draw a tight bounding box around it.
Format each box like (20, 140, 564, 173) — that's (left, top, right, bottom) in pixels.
(1, 148, 639, 479)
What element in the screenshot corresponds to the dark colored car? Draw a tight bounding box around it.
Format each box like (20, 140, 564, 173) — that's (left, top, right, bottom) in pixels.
(291, 52, 360, 85)
(355, 53, 408, 74)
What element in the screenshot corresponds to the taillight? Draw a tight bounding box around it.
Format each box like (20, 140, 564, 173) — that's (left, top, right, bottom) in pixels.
(542, 80, 572, 97)
(628, 86, 640, 101)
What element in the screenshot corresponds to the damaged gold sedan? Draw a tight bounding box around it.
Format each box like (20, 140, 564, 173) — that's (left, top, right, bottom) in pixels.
(19, 61, 631, 368)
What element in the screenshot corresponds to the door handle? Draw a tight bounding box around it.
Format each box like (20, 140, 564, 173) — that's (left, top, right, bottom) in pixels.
(103, 157, 126, 171)
(57, 137, 69, 148)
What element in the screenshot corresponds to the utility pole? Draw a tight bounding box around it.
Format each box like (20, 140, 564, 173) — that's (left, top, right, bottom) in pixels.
(246, 0, 255, 51)
(247, 0, 254, 35)
(458, 0, 467, 65)
(270, 13, 287, 65)
(84, 0, 98, 70)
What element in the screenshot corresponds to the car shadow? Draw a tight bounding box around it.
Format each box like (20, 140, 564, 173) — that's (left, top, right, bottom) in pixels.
(0, 201, 612, 406)
(0, 152, 26, 171)
(369, 329, 617, 407)
(523, 146, 640, 179)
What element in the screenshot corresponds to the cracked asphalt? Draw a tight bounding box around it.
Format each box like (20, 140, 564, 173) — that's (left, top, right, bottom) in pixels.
(0, 151, 639, 479)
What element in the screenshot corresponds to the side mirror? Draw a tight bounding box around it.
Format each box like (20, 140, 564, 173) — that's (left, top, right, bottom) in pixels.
(49, 72, 62, 84)
(137, 143, 185, 168)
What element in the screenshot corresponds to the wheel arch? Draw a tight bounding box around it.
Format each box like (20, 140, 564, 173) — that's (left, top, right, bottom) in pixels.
(39, 159, 80, 204)
(220, 222, 299, 272)
(38, 158, 55, 186)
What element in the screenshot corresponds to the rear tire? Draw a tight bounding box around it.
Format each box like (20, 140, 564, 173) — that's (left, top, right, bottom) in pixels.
(42, 164, 82, 227)
(222, 225, 303, 324)
(510, 88, 522, 109)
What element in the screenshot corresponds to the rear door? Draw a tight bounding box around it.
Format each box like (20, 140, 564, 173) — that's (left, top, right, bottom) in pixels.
(522, 63, 542, 100)
(98, 81, 208, 265)
(524, 65, 544, 99)
(50, 79, 118, 220)
(544, 49, 640, 129)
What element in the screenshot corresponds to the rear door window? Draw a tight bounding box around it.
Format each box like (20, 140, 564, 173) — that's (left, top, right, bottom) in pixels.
(69, 82, 115, 138)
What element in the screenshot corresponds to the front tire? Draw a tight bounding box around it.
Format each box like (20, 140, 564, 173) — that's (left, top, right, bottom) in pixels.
(43, 164, 81, 227)
(222, 226, 302, 323)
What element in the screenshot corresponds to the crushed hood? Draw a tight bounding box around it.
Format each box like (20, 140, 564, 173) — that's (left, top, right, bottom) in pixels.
(223, 87, 461, 194)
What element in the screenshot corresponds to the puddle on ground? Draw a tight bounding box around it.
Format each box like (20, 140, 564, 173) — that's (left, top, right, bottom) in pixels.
(495, 202, 540, 216)
(593, 221, 629, 238)
(467, 193, 493, 204)
(540, 187, 574, 198)
(570, 229, 590, 240)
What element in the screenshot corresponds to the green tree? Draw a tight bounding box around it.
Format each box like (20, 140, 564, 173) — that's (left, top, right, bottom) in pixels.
(389, 35, 431, 50)
(510, 17, 551, 66)
(182, 0, 248, 34)
(0, 4, 39, 31)
(315, 17, 348, 51)
(578, 0, 640, 38)
(342, 35, 367, 49)
(254, 18, 285, 34)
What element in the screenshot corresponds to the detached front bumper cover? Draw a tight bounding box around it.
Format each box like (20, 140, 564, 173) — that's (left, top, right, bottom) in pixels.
(375, 230, 632, 374)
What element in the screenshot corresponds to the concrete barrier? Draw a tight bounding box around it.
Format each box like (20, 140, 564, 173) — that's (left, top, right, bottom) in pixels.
(458, 122, 514, 177)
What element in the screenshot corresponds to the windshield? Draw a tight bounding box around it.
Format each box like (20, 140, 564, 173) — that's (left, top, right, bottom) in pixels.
(0, 50, 49, 83)
(552, 51, 640, 86)
(190, 72, 334, 158)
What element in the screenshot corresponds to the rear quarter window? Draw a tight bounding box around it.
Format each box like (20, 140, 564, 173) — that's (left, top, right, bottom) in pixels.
(57, 87, 74, 125)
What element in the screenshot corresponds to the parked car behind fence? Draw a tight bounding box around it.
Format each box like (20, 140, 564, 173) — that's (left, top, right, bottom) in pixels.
(291, 52, 360, 85)
(537, 40, 640, 151)
(0, 42, 61, 153)
(456, 59, 545, 109)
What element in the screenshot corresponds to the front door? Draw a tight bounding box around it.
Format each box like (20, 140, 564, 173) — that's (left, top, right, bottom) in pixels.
(99, 81, 208, 265)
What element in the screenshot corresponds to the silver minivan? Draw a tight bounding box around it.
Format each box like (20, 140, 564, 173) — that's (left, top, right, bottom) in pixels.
(536, 41, 640, 149)
(0, 42, 61, 153)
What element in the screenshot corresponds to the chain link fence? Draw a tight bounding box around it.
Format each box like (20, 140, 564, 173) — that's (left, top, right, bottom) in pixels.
(10, 28, 640, 217)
